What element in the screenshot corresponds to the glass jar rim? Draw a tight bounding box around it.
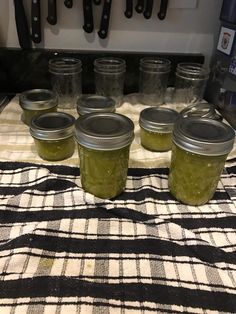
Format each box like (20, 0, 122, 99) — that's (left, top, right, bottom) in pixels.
(176, 62, 210, 76)
(94, 57, 126, 74)
(140, 57, 171, 73)
(19, 89, 58, 110)
(49, 57, 82, 74)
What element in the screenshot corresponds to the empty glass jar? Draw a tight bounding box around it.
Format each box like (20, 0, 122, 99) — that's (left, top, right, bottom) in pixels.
(172, 62, 210, 105)
(94, 57, 126, 107)
(139, 57, 171, 106)
(49, 57, 82, 109)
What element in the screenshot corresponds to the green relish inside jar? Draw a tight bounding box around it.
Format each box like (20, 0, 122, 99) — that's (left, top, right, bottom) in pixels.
(30, 112, 75, 161)
(139, 107, 179, 152)
(75, 113, 134, 199)
(168, 117, 235, 205)
(19, 89, 58, 125)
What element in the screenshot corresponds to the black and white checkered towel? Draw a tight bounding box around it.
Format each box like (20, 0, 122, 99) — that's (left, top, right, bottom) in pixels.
(0, 161, 235, 313)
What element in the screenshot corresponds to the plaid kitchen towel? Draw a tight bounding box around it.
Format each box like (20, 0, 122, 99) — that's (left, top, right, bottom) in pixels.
(0, 161, 235, 313)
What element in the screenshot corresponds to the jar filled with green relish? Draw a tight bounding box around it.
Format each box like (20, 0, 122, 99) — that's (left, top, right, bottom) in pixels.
(139, 107, 179, 152)
(75, 113, 134, 199)
(19, 89, 58, 125)
(168, 117, 235, 206)
(30, 112, 75, 161)
(76, 95, 116, 115)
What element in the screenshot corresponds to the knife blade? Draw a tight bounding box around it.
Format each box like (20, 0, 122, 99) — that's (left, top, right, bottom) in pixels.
(83, 0, 94, 33)
(64, 0, 73, 8)
(135, 0, 144, 13)
(98, 0, 112, 39)
(143, 0, 153, 19)
(47, 0, 57, 25)
(13, 0, 31, 49)
(158, 0, 169, 20)
(124, 0, 133, 18)
(31, 0, 41, 43)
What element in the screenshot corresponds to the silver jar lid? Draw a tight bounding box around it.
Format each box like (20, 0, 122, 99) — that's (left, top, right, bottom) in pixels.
(139, 107, 180, 133)
(30, 112, 75, 141)
(19, 89, 58, 111)
(75, 113, 134, 150)
(77, 95, 116, 115)
(173, 117, 235, 156)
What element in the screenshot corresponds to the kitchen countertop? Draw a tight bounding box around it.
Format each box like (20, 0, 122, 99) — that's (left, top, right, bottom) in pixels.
(0, 97, 235, 313)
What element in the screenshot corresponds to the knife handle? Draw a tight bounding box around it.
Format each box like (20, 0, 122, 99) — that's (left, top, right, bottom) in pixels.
(93, 0, 101, 4)
(83, 0, 94, 33)
(98, 0, 112, 39)
(13, 0, 31, 49)
(64, 0, 73, 8)
(158, 0, 168, 20)
(143, 0, 153, 19)
(31, 0, 41, 43)
(47, 0, 57, 25)
(135, 0, 144, 13)
(124, 0, 133, 18)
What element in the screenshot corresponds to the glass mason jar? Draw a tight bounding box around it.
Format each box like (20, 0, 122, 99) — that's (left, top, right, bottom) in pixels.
(172, 63, 210, 105)
(49, 57, 82, 109)
(94, 57, 126, 108)
(76, 95, 116, 115)
(139, 107, 179, 152)
(30, 112, 75, 161)
(139, 57, 171, 106)
(75, 113, 134, 199)
(19, 89, 58, 125)
(168, 117, 235, 206)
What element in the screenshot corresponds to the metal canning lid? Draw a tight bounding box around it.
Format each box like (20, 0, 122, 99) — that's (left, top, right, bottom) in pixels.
(30, 112, 75, 141)
(140, 57, 171, 73)
(180, 102, 217, 119)
(77, 95, 116, 115)
(19, 89, 58, 110)
(173, 117, 235, 156)
(139, 107, 180, 133)
(75, 112, 134, 150)
(49, 58, 82, 75)
(94, 57, 126, 74)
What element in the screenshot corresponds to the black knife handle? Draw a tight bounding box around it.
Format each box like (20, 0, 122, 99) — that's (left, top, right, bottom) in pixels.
(143, 0, 153, 19)
(124, 0, 133, 18)
(98, 0, 112, 39)
(83, 0, 94, 33)
(31, 0, 41, 43)
(47, 0, 57, 25)
(93, 0, 101, 4)
(135, 0, 144, 13)
(13, 0, 31, 49)
(64, 0, 73, 8)
(158, 0, 168, 20)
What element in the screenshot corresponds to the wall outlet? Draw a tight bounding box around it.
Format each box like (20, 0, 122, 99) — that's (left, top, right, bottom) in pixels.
(168, 0, 198, 9)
